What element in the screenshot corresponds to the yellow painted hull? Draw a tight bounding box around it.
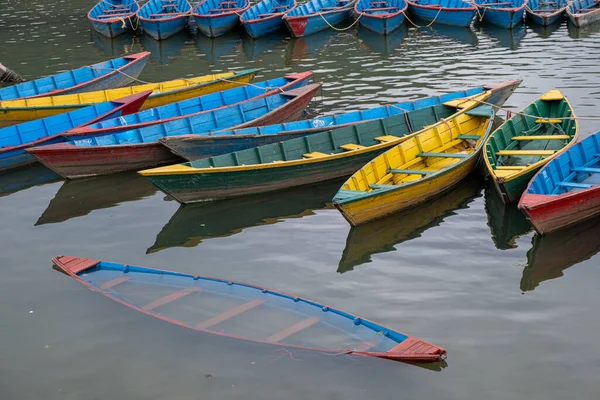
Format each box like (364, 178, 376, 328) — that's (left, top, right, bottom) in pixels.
(0, 71, 255, 127)
(335, 154, 481, 226)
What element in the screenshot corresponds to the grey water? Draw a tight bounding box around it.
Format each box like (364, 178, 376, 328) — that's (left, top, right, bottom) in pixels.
(1, 1, 600, 399)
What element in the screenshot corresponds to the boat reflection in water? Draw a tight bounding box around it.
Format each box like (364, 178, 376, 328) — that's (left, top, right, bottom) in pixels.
(195, 30, 244, 61)
(478, 23, 527, 50)
(415, 23, 479, 47)
(140, 30, 189, 65)
(241, 31, 288, 61)
(521, 216, 600, 292)
(527, 20, 563, 39)
(90, 30, 138, 56)
(148, 179, 343, 254)
(357, 24, 408, 55)
(0, 164, 60, 198)
(484, 184, 532, 250)
(36, 172, 157, 225)
(285, 29, 339, 63)
(567, 18, 600, 39)
(338, 178, 483, 273)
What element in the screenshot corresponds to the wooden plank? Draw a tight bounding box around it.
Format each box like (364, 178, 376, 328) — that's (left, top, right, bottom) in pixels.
(512, 135, 570, 141)
(374, 135, 400, 143)
(558, 181, 593, 189)
(100, 276, 131, 290)
(417, 152, 468, 158)
(496, 150, 556, 156)
(142, 287, 202, 311)
(370, 184, 395, 189)
(303, 152, 328, 159)
(266, 316, 320, 343)
(457, 134, 481, 140)
(195, 299, 266, 329)
(573, 167, 600, 174)
(388, 169, 430, 175)
(340, 143, 367, 151)
(496, 165, 525, 170)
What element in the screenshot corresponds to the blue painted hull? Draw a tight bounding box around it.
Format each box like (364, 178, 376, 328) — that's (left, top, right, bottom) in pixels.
(194, 14, 240, 37)
(359, 14, 405, 34)
(242, 15, 286, 38)
(0, 138, 64, 171)
(284, 10, 353, 37)
(408, 6, 476, 27)
(141, 16, 189, 40)
(478, 7, 525, 28)
(91, 17, 137, 38)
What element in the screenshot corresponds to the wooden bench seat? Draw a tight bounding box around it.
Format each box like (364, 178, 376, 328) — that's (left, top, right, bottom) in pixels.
(388, 169, 431, 175)
(417, 152, 468, 158)
(374, 135, 400, 143)
(149, 13, 186, 17)
(98, 13, 133, 18)
(511, 135, 570, 141)
(496, 150, 556, 157)
(303, 152, 329, 159)
(209, 8, 240, 12)
(558, 181, 593, 189)
(457, 134, 481, 140)
(572, 167, 600, 174)
(496, 165, 525, 170)
(340, 143, 367, 151)
(535, 118, 563, 124)
(370, 184, 395, 190)
(364, 7, 399, 11)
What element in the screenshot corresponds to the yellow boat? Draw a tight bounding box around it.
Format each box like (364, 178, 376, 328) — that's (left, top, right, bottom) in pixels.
(333, 98, 496, 226)
(0, 69, 257, 127)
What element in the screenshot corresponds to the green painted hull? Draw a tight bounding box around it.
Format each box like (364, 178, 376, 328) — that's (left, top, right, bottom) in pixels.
(493, 167, 540, 204)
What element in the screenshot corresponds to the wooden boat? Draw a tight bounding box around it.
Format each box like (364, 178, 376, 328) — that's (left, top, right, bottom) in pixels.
(88, 0, 140, 38)
(53, 255, 447, 363)
(139, 0, 192, 40)
(26, 83, 322, 178)
(160, 82, 517, 161)
(240, 0, 297, 38)
(283, 0, 357, 37)
(473, 0, 527, 28)
(520, 216, 600, 292)
(354, 0, 407, 35)
(0, 52, 150, 102)
(332, 101, 495, 226)
(566, 0, 600, 27)
(0, 92, 151, 172)
(338, 178, 481, 273)
(518, 132, 600, 234)
(194, 0, 251, 37)
(406, 0, 477, 27)
(139, 81, 520, 204)
(0, 69, 257, 128)
(525, 0, 567, 25)
(63, 72, 312, 137)
(483, 90, 578, 204)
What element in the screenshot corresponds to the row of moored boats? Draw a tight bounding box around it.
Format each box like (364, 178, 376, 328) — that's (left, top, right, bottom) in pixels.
(89, 0, 600, 41)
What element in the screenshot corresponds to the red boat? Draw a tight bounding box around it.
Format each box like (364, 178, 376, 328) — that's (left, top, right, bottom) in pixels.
(518, 132, 600, 234)
(26, 83, 322, 179)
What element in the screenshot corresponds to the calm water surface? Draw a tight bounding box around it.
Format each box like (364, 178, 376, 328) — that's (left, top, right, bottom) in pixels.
(1, 1, 600, 399)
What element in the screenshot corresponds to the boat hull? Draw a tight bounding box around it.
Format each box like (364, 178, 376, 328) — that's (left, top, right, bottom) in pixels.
(567, 9, 600, 27)
(284, 10, 352, 37)
(519, 188, 600, 234)
(408, 5, 476, 27)
(242, 15, 287, 38)
(140, 16, 189, 40)
(491, 167, 537, 203)
(477, 7, 525, 28)
(195, 14, 241, 37)
(335, 153, 481, 226)
(90, 17, 137, 38)
(526, 10, 564, 26)
(359, 13, 405, 34)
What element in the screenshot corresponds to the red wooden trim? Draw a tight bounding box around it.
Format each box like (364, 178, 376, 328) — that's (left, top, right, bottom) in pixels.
(100, 276, 131, 290)
(195, 298, 265, 329)
(53, 255, 100, 274)
(266, 316, 320, 343)
(142, 287, 202, 311)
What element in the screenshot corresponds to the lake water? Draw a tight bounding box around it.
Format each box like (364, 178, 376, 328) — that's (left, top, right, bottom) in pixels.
(1, 1, 600, 399)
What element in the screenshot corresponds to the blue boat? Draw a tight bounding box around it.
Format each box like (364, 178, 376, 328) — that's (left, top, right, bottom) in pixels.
(66, 72, 313, 137)
(567, 0, 600, 27)
(240, 0, 297, 38)
(88, 0, 140, 38)
(0, 92, 150, 172)
(194, 0, 251, 37)
(160, 81, 521, 161)
(354, 0, 408, 34)
(474, 0, 527, 28)
(526, 0, 567, 25)
(283, 0, 357, 37)
(406, 0, 477, 27)
(0, 52, 150, 102)
(139, 0, 192, 40)
(53, 255, 447, 363)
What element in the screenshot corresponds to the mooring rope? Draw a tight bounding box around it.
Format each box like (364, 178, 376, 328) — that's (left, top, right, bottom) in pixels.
(318, 12, 362, 31)
(402, 7, 443, 28)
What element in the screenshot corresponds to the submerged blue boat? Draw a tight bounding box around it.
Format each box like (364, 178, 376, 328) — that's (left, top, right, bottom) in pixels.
(0, 52, 150, 102)
(66, 72, 313, 137)
(567, 0, 600, 27)
(53, 255, 447, 363)
(283, 0, 357, 37)
(407, 0, 477, 27)
(0, 92, 150, 172)
(139, 0, 192, 40)
(240, 0, 297, 38)
(354, 0, 408, 34)
(88, 0, 140, 38)
(194, 0, 251, 37)
(159, 82, 519, 161)
(474, 0, 527, 28)
(526, 0, 567, 25)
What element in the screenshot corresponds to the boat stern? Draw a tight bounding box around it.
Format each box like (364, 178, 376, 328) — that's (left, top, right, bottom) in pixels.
(483, 79, 522, 108)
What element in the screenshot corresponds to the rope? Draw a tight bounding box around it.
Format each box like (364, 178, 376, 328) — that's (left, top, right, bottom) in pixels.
(318, 12, 362, 31)
(402, 7, 443, 28)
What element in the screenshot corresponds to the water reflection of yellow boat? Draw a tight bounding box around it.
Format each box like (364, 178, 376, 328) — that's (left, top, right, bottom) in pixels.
(338, 178, 482, 273)
(521, 216, 600, 292)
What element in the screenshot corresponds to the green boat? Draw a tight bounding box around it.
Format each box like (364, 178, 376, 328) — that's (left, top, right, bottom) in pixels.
(483, 90, 578, 203)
